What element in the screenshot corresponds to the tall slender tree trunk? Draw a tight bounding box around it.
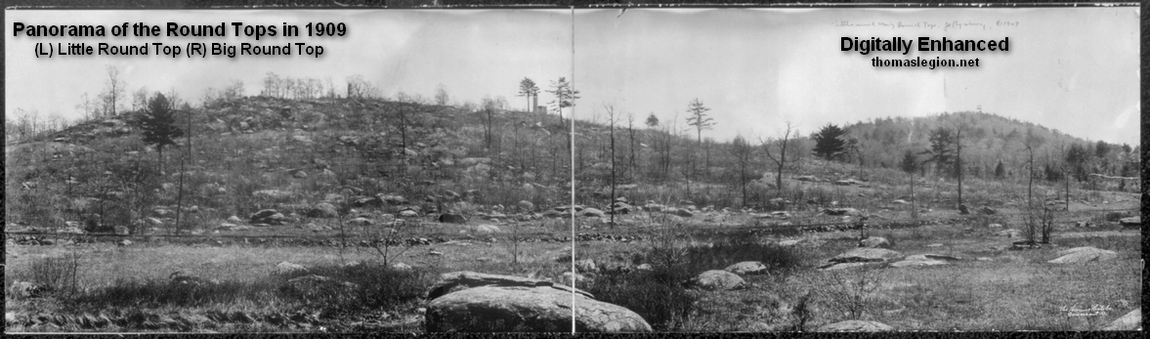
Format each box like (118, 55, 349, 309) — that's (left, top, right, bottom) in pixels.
(956, 129, 963, 208)
(740, 165, 747, 208)
(910, 170, 916, 219)
(775, 140, 787, 196)
(609, 123, 616, 227)
(1027, 147, 1035, 207)
(158, 147, 164, 174)
(174, 109, 192, 235)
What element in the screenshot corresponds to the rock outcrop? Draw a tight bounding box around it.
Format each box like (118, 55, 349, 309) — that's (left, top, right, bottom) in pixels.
(829, 248, 901, 264)
(689, 270, 746, 290)
(858, 237, 890, 249)
(424, 271, 650, 332)
(1048, 247, 1118, 264)
(724, 261, 769, 275)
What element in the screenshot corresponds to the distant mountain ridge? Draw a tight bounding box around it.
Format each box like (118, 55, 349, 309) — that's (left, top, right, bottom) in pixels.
(837, 111, 1136, 178)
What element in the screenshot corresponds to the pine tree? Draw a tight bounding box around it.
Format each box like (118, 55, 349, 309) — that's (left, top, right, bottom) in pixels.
(684, 98, 714, 143)
(546, 77, 580, 123)
(1066, 143, 1089, 182)
(517, 77, 539, 112)
(900, 149, 919, 219)
(684, 98, 715, 182)
(135, 93, 183, 174)
(923, 127, 956, 177)
(645, 113, 659, 128)
(811, 123, 846, 161)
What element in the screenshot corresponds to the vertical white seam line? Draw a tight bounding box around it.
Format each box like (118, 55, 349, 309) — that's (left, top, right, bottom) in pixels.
(569, 5, 577, 335)
(570, 4, 579, 335)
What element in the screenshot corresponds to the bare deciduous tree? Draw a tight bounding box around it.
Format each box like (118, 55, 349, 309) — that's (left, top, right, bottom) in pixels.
(434, 84, 450, 105)
(481, 96, 498, 152)
(102, 66, 126, 117)
(760, 121, 800, 196)
(131, 87, 149, 112)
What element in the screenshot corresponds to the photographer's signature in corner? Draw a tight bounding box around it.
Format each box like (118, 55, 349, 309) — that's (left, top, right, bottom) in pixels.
(1060, 304, 1115, 317)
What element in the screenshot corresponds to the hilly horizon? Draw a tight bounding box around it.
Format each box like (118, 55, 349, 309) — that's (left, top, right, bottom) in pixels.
(9, 96, 1139, 189)
(6, 93, 1142, 334)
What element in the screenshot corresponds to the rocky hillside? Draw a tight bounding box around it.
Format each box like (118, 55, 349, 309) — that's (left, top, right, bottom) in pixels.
(6, 96, 574, 234)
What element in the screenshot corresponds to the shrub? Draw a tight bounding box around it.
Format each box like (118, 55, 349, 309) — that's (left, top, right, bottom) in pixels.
(1103, 211, 1130, 222)
(788, 291, 816, 331)
(283, 262, 435, 311)
(585, 268, 697, 331)
(81, 277, 264, 307)
(24, 253, 82, 295)
(817, 266, 883, 321)
(78, 262, 434, 312)
(679, 236, 804, 275)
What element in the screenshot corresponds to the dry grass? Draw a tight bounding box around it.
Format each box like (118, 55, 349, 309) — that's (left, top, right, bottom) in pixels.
(664, 224, 1140, 332)
(4, 239, 576, 332)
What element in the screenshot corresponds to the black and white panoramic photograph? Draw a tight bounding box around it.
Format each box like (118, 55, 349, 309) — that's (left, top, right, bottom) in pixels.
(4, 5, 1142, 333)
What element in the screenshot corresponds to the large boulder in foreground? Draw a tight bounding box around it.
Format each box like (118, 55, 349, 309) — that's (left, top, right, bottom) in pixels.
(1101, 308, 1141, 331)
(426, 271, 591, 300)
(689, 270, 746, 290)
(816, 320, 893, 332)
(426, 285, 651, 332)
(1047, 247, 1118, 264)
(424, 271, 650, 332)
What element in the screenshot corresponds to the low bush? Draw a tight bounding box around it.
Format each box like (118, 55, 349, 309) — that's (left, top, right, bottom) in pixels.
(818, 266, 883, 320)
(1103, 211, 1131, 222)
(70, 261, 435, 314)
(292, 261, 435, 310)
(679, 236, 804, 275)
(24, 253, 83, 296)
(78, 277, 270, 307)
(589, 234, 803, 331)
(585, 268, 697, 331)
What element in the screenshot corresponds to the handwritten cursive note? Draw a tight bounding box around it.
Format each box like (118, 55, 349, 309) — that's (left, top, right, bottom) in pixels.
(834, 20, 1020, 32)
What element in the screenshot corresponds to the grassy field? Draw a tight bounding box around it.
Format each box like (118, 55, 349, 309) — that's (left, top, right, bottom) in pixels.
(5, 237, 575, 332)
(5, 211, 1140, 332)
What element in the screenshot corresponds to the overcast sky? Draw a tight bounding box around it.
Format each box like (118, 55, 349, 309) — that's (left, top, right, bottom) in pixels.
(6, 7, 1140, 145)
